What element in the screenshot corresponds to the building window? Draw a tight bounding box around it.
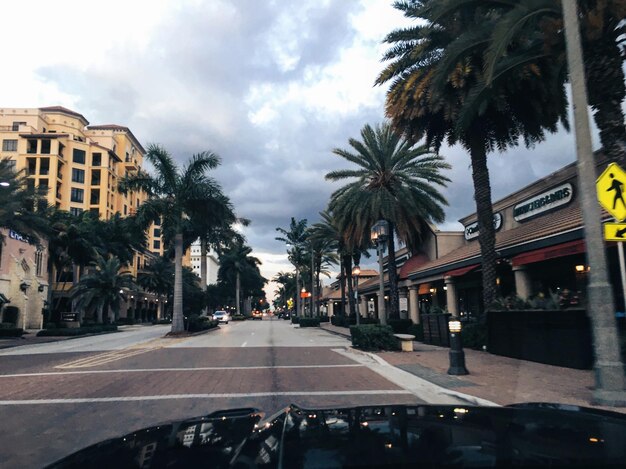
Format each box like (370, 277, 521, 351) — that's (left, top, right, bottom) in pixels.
(40, 139, 51, 154)
(11, 122, 26, 131)
(90, 189, 100, 205)
(39, 179, 49, 191)
(153, 228, 161, 237)
(153, 240, 161, 250)
(2, 139, 17, 152)
(72, 148, 86, 164)
(92, 152, 101, 166)
(91, 169, 101, 186)
(40, 158, 50, 175)
(27, 139, 37, 154)
(70, 187, 84, 203)
(123, 204, 127, 215)
(35, 250, 44, 277)
(71, 168, 85, 183)
(27, 158, 36, 176)
(5, 160, 16, 173)
(70, 207, 83, 216)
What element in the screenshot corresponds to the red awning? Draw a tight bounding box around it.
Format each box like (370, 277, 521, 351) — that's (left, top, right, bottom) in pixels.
(444, 264, 479, 278)
(511, 239, 586, 266)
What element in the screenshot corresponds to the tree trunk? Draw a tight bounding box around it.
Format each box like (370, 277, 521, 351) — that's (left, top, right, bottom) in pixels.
(236, 270, 241, 315)
(97, 303, 104, 324)
(386, 223, 400, 319)
(345, 255, 356, 317)
(200, 237, 208, 288)
(469, 136, 498, 310)
(295, 268, 300, 317)
(171, 231, 185, 332)
(339, 256, 346, 316)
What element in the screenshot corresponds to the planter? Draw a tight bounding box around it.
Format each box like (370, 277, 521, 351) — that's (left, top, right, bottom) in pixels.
(487, 309, 592, 369)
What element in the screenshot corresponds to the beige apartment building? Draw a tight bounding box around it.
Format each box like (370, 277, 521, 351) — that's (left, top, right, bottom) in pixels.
(0, 106, 164, 324)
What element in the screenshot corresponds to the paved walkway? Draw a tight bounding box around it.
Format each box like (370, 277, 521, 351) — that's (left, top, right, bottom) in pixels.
(320, 322, 626, 413)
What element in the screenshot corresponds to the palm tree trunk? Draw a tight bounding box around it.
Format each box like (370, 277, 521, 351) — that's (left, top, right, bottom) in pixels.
(386, 223, 400, 319)
(469, 136, 498, 310)
(97, 303, 104, 324)
(171, 231, 185, 332)
(294, 268, 299, 317)
(200, 237, 208, 288)
(339, 257, 346, 316)
(236, 270, 241, 315)
(345, 255, 356, 318)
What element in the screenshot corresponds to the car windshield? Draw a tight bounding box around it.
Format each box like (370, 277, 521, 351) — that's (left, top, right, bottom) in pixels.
(0, 1, 625, 468)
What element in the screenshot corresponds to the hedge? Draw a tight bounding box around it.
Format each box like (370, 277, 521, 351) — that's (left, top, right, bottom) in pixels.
(0, 322, 17, 329)
(331, 316, 379, 327)
(319, 316, 330, 323)
(187, 315, 219, 332)
(291, 316, 300, 325)
(407, 323, 424, 342)
(299, 318, 320, 328)
(460, 321, 487, 350)
(387, 319, 413, 334)
(0, 328, 24, 337)
(37, 325, 118, 337)
(231, 314, 247, 321)
(349, 325, 400, 351)
(152, 319, 172, 325)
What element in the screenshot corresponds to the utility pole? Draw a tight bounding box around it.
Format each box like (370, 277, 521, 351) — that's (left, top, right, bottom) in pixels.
(562, 0, 626, 406)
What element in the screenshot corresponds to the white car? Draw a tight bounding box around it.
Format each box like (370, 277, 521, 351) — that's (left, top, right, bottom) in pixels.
(212, 311, 231, 324)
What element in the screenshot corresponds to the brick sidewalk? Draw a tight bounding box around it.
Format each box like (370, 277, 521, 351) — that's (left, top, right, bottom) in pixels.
(320, 323, 626, 413)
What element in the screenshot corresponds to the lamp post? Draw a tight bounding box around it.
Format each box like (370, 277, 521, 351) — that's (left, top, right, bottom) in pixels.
(371, 220, 389, 325)
(301, 287, 307, 317)
(447, 319, 468, 375)
(352, 265, 361, 326)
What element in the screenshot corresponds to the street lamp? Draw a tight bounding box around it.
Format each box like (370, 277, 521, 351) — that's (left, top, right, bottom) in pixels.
(447, 319, 468, 375)
(352, 265, 361, 325)
(371, 220, 389, 325)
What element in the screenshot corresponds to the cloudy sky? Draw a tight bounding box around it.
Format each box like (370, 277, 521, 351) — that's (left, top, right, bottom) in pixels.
(2, 0, 598, 301)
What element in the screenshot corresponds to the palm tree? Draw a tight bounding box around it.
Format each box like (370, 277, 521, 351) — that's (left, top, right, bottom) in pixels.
(272, 271, 297, 311)
(119, 144, 222, 333)
(376, 0, 567, 307)
(137, 256, 174, 298)
(98, 214, 147, 266)
(430, 0, 625, 164)
(71, 256, 136, 323)
(276, 217, 309, 316)
(326, 122, 450, 321)
(218, 239, 262, 315)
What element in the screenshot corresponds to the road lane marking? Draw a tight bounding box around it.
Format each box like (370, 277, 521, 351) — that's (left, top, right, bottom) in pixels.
(0, 364, 365, 378)
(0, 390, 413, 405)
(241, 342, 247, 347)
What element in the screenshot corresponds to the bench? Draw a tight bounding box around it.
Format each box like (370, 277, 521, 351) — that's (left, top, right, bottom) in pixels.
(394, 333, 416, 352)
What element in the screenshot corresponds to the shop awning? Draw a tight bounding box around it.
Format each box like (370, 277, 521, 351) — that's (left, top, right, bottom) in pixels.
(511, 239, 586, 266)
(444, 264, 479, 278)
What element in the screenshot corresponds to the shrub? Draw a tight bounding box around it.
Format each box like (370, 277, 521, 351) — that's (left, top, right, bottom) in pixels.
(37, 325, 118, 337)
(231, 314, 246, 321)
(0, 328, 24, 337)
(407, 323, 424, 341)
(387, 319, 413, 334)
(115, 317, 135, 325)
(44, 322, 58, 330)
(349, 325, 400, 351)
(330, 315, 347, 327)
(461, 321, 487, 350)
(187, 315, 218, 332)
(319, 316, 329, 323)
(0, 322, 17, 329)
(291, 316, 300, 325)
(152, 319, 172, 325)
(299, 318, 320, 328)
(331, 316, 379, 327)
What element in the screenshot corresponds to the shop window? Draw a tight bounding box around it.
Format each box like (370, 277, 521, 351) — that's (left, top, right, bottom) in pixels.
(2, 139, 17, 152)
(70, 187, 84, 203)
(71, 168, 85, 183)
(92, 152, 101, 166)
(72, 148, 86, 164)
(40, 139, 51, 154)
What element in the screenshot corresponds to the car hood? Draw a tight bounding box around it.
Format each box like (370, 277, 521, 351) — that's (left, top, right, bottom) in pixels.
(46, 403, 626, 468)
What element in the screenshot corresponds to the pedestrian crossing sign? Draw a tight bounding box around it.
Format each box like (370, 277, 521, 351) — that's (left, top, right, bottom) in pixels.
(597, 162, 626, 222)
(604, 222, 626, 242)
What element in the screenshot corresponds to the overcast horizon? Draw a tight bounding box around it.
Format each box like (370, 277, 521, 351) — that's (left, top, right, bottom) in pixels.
(2, 0, 603, 302)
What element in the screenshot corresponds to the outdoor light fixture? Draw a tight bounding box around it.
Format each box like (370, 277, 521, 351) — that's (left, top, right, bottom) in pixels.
(447, 319, 468, 375)
(371, 220, 389, 325)
(352, 265, 361, 326)
(19, 282, 29, 292)
(429, 288, 436, 293)
(575, 264, 585, 272)
(119, 289, 124, 294)
(0, 181, 9, 187)
(38, 285, 45, 292)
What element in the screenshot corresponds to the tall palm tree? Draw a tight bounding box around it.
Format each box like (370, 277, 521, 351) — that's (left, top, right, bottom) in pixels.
(137, 256, 174, 298)
(119, 144, 222, 333)
(276, 217, 309, 316)
(429, 0, 625, 164)
(326, 122, 450, 321)
(97, 214, 147, 267)
(218, 239, 262, 315)
(376, 0, 567, 307)
(272, 271, 297, 310)
(71, 256, 136, 323)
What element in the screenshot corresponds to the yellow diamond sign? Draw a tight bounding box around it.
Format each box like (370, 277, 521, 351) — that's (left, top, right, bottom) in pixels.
(597, 162, 626, 222)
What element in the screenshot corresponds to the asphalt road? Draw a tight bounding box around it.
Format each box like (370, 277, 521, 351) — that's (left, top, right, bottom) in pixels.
(0, 318, 422, 468)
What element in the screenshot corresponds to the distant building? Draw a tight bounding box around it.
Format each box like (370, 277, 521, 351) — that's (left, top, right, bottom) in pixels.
(188, 239, 219, 286)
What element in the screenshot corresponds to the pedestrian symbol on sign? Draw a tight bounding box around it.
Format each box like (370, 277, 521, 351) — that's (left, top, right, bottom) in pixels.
(607, 173, 625, 210)
(597, 163, 626, 222)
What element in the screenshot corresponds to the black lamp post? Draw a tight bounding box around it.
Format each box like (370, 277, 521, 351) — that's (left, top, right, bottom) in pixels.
(370, 220, 389, 325)
(447, 319, 469, 375)
(352, 265, 361, 326)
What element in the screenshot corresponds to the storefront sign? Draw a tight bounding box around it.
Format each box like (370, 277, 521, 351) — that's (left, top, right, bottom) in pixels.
(399, 297, 408, 312)
(464, 213, 503, 241)
(61, 312, 78, 322)
(9, 230, 30, 244)
(513, 183, 573, 222)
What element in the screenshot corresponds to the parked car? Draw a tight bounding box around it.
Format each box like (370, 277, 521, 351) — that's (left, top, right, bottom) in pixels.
(252, 310, 263, 320)
(212, 310, 231, 324)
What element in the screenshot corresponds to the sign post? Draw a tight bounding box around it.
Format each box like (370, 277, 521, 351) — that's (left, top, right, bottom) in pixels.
(597, 162, 626, 317)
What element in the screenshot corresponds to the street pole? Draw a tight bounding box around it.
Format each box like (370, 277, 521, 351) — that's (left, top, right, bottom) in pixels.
(355, 274, 360, 326)
(377, 243, 387, 325)
(562, 0, 626, 405)
(311, 246, 316, 317)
